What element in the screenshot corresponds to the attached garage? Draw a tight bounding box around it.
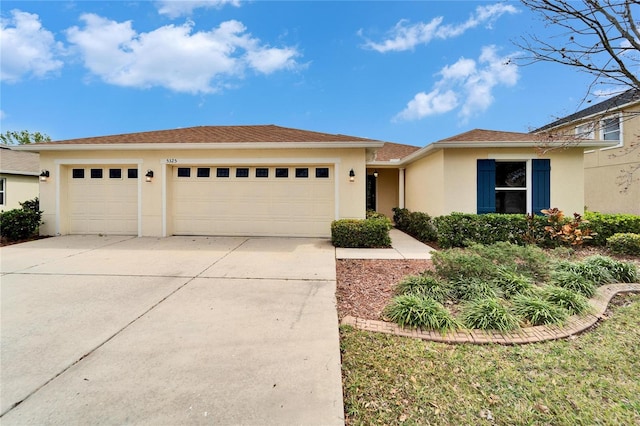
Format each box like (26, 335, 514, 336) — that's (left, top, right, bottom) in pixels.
(65, 165, 139, 235)
(171, 165, 334, 237)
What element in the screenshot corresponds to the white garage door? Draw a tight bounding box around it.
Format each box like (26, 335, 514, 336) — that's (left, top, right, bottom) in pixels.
(67, 166, 138, 235)
(171, 165, 334, 237)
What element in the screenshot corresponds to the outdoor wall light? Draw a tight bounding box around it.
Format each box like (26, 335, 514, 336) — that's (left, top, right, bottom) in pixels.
(145, 170, 154, 182)
(39, 170, 50, 182)
(349, 169, 355, 182)
(373, 169, 379, 178)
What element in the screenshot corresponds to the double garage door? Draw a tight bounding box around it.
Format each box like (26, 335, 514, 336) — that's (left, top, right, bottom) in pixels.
(65, 164, 335, 237)
(171, 165, 335, 237)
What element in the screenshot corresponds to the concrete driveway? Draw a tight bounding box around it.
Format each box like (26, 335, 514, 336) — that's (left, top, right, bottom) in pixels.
(0, 235, 343, 425)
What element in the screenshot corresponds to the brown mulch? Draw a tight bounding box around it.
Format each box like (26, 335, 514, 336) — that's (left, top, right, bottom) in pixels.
(336, 259, 433, 321)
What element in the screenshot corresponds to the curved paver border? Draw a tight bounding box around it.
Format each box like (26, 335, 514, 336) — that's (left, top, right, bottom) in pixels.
(341, 283, 640, 344)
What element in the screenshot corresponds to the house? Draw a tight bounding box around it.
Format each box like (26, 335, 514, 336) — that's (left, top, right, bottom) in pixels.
(17, 125, 615, 238)
(0, 144, 40, 211)
(533, 89, 640, 215)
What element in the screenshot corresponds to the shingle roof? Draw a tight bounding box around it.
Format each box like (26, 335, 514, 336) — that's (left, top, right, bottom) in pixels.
(533, 89, 640, 133)
(0, 145, 40, 175)
(374, 142, 421, 161)
(35, 125, 382, 145)
(437, 129, 540, 143)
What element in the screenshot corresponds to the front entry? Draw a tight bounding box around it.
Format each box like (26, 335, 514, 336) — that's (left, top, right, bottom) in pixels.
(366, 174, 376, 211)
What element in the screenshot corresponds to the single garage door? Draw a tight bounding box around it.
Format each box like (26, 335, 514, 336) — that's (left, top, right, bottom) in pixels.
(67, 166, 138, 235)
(171, 165, 334, 237)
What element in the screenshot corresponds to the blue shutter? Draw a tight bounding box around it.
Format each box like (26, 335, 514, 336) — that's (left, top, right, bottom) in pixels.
(532, 159, 550, 215)
(477, 159, 495, 214)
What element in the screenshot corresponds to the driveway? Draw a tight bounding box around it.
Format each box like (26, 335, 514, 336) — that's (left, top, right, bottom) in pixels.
(0, 235, 343, 425)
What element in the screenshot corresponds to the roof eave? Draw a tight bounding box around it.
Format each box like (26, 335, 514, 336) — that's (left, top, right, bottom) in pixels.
(15, 141, 386, 152)
(0, 170, 40, 176)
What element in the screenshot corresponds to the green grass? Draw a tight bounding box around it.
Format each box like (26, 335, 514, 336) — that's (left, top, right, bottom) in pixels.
(341, 294, 640, 425)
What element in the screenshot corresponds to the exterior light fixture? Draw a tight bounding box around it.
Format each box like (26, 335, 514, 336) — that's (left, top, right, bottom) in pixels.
(373, 170, 379, 178)
(39, 170, 50, 182)
(145, 170, 154, 182)
(349, 169, 355, 182)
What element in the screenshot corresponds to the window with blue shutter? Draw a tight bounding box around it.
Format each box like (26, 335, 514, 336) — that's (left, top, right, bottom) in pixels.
(532, 159, 550, 215)
(477, 159, 496, 214)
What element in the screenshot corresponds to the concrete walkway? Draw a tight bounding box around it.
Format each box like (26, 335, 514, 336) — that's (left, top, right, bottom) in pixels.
(0, 236, 343, 425)
(335, 229, 435, 260)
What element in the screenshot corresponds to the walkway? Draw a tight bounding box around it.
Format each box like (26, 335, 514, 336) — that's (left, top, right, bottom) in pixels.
(335, 228, 435, 260)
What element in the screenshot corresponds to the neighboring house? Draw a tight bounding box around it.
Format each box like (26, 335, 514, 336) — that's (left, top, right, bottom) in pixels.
(17, 125, 614, 238)
(533, 89, 640, 215)
(0, 144, 40, 211)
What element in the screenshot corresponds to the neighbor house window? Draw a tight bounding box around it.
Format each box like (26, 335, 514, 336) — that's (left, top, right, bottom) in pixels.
(600, 115, 622, 148)
(236, 168, 249, 178)
(315, 168, 330, 178)
(90, 169, 103, 179)
(0, 178, 5, 206)
(275, 168, 289, 178)
(177, 168, 191, 177)
(477, 159, 550, 215)
(216, 168, 230, 178)
(256, 168, 269, 178)
(72, 169, 85, 179)
(127, 169, 138, 179)
(197, 168, 211, 178)
(575, 122, 595, 140)
(109, 168, 122, 179)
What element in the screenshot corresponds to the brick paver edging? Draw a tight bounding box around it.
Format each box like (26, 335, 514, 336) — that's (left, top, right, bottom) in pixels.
(341, 283, 640, 345)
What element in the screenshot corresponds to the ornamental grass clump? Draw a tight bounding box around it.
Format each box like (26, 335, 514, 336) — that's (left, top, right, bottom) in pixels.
(512, 294, 568, 326)
(451, 277, 502, 302)
(395, 273, 452, 303)
(461, 298, 520, 331)
(491, 267, 534, 298)
(538, 286, 590, 315)
(384, 295, 461, 333)
(432, 250, 499, 281)
(467, 242, 550, 281)
(550, 269, 596, 297)
(554, 260, 615, 286)
(582, 255, 638, 283)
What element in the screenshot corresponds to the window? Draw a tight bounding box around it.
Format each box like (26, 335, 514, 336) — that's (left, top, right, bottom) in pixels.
(216, 168, 230, 178)
(575, 122, 595, 140)
(477, 159, 550, 215)
(256, 168, 269, 178)
(127, 169, 138, 179)
(197, 167, 211, 178)
(315, 167, 330, 178)
(275, 168, 289, 178)
(0, 178, 5, 205)
(295, 168, 309, 178)
(72, 169, 85, 179)
(109, 168, 122, 179)
(177, 167, 191, 177)
(236, 168, 249, 178)
(601, 115, 621, 141)
(91, 169, 103, 179)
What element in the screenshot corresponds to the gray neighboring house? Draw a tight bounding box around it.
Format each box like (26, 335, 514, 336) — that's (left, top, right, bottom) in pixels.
(0, 144, 40, 210)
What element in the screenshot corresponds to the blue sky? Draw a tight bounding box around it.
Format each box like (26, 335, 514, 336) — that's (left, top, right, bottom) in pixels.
(1, 1, 603, 147)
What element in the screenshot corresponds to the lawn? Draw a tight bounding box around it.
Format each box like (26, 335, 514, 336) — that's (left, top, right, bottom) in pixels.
(341, 294, 640, 425)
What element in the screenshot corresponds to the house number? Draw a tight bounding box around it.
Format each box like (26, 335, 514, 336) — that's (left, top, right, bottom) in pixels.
(166, 158, 178, 163)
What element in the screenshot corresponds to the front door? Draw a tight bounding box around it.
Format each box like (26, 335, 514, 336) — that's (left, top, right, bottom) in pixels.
(366, 174, 376, 211)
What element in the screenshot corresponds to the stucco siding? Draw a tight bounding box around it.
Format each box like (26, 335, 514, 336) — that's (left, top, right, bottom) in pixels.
(371, 168, 399, 219)
(405, 150, 445, 217)
(0, 174, 39, 211)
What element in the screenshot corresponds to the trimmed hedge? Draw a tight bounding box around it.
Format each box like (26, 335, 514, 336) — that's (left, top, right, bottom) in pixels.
(584, 212, 640, 246)
(0, 198, 43, 242)
(392, 208, 437, 243)
(331, 216, 392, 248)
(607, 233, 640, 256)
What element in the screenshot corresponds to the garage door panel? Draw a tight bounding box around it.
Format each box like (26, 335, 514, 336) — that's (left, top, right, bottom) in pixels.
(172, 166, 334, 237)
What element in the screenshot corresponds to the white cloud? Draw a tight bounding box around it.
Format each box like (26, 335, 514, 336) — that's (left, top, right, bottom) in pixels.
(361, 3, 518, 53)
(66, 14, 301, 94)
(156, 0, 240, 18)
(0, 9, 64, 83)
(394, 45, 519, 122)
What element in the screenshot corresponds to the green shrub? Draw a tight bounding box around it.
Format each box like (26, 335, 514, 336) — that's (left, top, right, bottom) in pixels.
(512, 294, 568, 326)
(395, 273, 452, 303)
(392, 207, 437, 243)
(582, 255, 638, 283)
(451, 277, 502, 302)
(461, 298, 520, 331)
(491, 267, 534, 298)
(432, 249, 500, 281)
(538, 286, 590, 315)
(550, 269, 596, 297)
(0, 198, 43, 242)
(331, 217, 392, 248)
(384, 295, 461, 332)
(607, 233, 640, 256)
(467, 242, 550, 281)
(555, 260, 615, 286)
(584, 212, 640, 246)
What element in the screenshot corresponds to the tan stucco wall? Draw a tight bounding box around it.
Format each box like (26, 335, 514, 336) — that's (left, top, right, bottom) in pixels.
(0, 174, 39, 211)
(559, 103, 639, 214)
(403, 147, 585, 216)
(37, 147, 367, 237)
(367, 168, 399, 219)
(405, 150, 445, 216)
